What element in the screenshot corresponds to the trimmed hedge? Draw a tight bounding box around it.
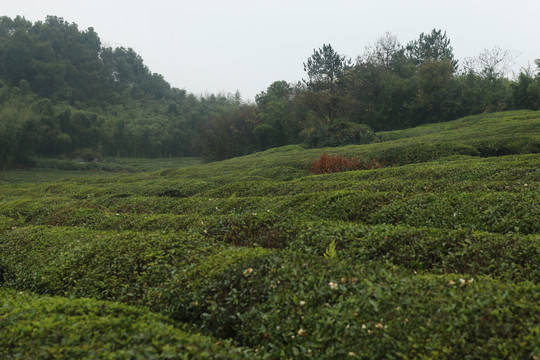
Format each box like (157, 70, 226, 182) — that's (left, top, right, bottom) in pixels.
(1, 185, 537, 236)
(0, 110, 538, 358)
(0, 227, 538, 359)
(230, 254, 540, 359)
(0, 226, 225, 300)
(0, 288, 256, 359)
(290, 221, 540, 282)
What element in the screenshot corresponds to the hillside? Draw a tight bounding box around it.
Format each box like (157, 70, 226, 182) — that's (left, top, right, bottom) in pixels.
(0, 110, 538, 358)
(2, 16, 540, 169)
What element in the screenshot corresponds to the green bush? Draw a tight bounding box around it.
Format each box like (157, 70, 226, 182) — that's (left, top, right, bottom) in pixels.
(473, 136, 540, 157)
(0, 288, 256, 359)
(0, 110, 538, 358)
(290, 222, 540, 282)
(370, 191, 538, 235)
(153, 250, 540, 359)
(323, 121, 379, 147)
(1, 226, 538, 359)
(0, 226, 225, 300)
(236, 258, 539, 359)
(302, 121, 378, 148)
(204, 211, 301, 248)
(376, 142, 480, 165)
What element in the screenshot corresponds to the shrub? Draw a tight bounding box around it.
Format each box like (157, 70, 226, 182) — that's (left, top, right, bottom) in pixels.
(325, 121, 378, 147)
(303, 121, 378, 148)
(291, 222, 540, 282)
(0, 289, 256, 359)
(311, 153, 384, 174)
(0, 110, 538, 358)
(0, 226, 225, 300)
(0, 225, 538, 359)
(238, 260, 539, 359)
(376, 142, 480, 166)
(204, 211, 301, 249)
(158, 250, 540, 359)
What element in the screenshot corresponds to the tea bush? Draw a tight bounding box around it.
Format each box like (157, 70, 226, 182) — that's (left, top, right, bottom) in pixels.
(130, 249, 540, 359)
(0, 226, 226, 300)
(290, 222, 540, 282)
(1, 225, 538, 359)
(378, 142, 480, 165)
(0, 288, 256, 359)
(0, 110, 538, 358)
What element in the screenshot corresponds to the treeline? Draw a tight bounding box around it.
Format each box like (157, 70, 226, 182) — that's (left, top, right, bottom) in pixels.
(1, 16, 539, 168)
(249, 32, 540, 158)
(0, 16, 172, 104)
(0, 16, 244, 167)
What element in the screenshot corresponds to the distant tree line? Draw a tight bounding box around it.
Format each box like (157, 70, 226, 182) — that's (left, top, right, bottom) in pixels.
(0, 16, 539, 168)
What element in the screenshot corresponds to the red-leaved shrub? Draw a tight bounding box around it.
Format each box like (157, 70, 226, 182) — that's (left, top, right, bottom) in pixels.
(311, 153, 385, 174)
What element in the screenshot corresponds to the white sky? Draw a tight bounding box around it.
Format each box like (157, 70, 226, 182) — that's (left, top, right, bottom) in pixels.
(3, 0, 540, 101)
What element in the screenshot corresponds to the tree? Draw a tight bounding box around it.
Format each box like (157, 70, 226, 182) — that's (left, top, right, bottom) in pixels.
(511, 69, 539, 110)
(140, 72, 171, 100)
(462, 47, 516, 80)
(454, 47, 516, 114)
(415, 57, 456, 121)
(303, 44, 350, 92)
(532, 59, 540, 105)
(406, 29, 457, 70)
(255, 81, 297, 147)
(301, 45, 353, 124)
(198, 105, 259, 161)
(0, 24, 34, 86)
(255, 80, 291, 109)
(360, 32, 404, 69)
(345, 60, 416, 130)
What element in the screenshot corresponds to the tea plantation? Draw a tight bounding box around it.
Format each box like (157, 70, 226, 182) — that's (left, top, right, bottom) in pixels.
(1, 110, 539, 359)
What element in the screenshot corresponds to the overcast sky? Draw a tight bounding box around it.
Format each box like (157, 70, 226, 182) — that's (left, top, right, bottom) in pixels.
(3, 0, 540, 101)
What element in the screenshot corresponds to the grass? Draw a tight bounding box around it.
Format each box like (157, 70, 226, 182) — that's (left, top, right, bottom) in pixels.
(0, 110, 539, 359)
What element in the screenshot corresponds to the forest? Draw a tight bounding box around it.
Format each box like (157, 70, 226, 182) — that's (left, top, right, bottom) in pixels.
(1, 15, 539, 168)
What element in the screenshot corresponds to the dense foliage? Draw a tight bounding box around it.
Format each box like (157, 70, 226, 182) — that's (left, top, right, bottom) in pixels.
(0, 288, 256, 359)
(0, 15, 249, 166)
(1, 17, 540, 168)
(0, 111, 539, 358)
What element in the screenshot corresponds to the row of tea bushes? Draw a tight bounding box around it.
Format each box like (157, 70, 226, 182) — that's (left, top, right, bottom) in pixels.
(2, 182, 536, 236)
(377, 110, 540, 146)
(1, 136, 538, 201)
(0, 288, 256, 359)
(0, 110, 538, 358)
(0, 226, 538, 359)
(2, 153, 537, 209)
(0, 226, 224, 299)
(306, 189, 538, 234)
(200, 213, 539, 282)
(288, 221, 540, 282)
(3, 208, 536, 283)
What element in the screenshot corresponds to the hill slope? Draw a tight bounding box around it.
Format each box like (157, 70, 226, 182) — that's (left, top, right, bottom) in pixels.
(0, 110, 539, 358)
